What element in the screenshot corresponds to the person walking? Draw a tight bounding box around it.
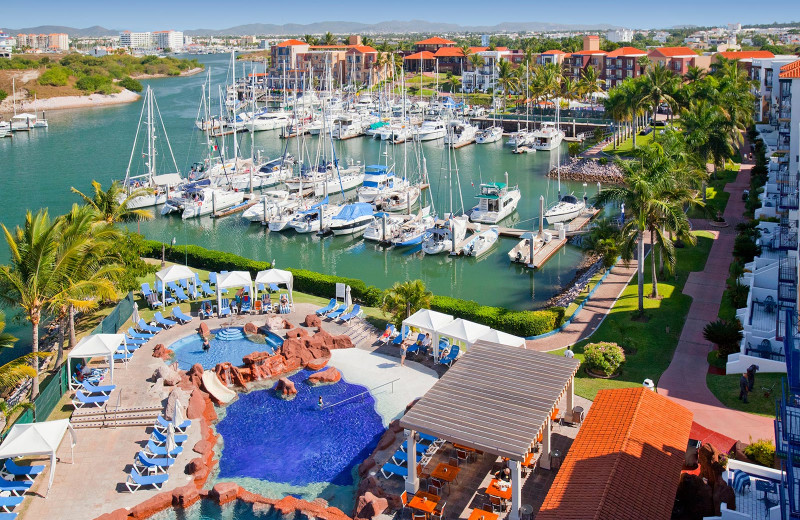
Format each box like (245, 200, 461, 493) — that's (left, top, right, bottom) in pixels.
(747, 364, 759, 392)
(739, 372, 749, 403)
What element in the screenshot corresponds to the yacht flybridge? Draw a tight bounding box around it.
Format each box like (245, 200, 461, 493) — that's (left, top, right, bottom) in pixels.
(531, 123, 565, 151)
(469, 176, 521, 224)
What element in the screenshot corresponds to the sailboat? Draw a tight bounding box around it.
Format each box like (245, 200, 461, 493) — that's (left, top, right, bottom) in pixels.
(422, 216, 468, 254)
(364, 213, 406, 242)
(121, 86, 184, 209)
(476, 67, 502, 144)
(328, 202, 375, 236)
(544, 148, 585, 224)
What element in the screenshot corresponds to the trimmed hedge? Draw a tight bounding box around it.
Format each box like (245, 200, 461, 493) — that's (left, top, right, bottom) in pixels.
(141, 239, 564, 337)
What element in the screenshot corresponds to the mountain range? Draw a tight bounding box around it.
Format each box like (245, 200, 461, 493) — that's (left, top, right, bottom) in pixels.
(2, 20, 623, 38)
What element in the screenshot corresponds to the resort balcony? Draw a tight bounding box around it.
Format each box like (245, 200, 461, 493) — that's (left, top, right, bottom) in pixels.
(780, 256, 799, 285)
(780, 193, 800, 212)
(710, 459, 784, 519)
(777, 226, 799, 247)
(779, 279, 798, 304)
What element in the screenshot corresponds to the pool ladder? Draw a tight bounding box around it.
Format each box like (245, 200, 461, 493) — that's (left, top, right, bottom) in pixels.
(319, 378, 400, 411)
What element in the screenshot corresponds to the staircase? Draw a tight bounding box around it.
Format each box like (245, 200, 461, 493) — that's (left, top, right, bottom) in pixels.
(347, 318, 379, 348)
(216, 328, 244, 341)
(70, 405, 163, 429)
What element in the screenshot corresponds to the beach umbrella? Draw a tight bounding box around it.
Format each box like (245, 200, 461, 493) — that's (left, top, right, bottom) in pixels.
(166, 424, 177, 458)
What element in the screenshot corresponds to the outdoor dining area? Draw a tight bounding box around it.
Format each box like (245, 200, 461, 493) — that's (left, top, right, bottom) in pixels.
(391, 340, 582, 520)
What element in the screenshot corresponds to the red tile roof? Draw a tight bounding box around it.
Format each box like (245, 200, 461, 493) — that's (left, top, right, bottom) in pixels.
(542, 49, 566, 55)
(779, 59, 800, 78)
(434, 47, 468, 57)
(688, 421, 736, 455)
(403, 51, 436, 60)
(349, 45, 377, 54)
(468, 46, 509, 53)
(649, 46, 698, 58)
(537, 388, 693, 520)
(606, 46, 647, 58)
(571, 50, 607, 56)
(716, 50, 775, 60)
(415, 37, 456, 45)
(277, 39, 308, 47)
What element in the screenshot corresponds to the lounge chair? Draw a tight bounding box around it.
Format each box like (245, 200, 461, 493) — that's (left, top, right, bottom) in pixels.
(199, 301, 213, 319)
(172, 307, 193, 324)
(167, 281, 181, 293)
(72, 390, 110, 409)
(137, 319, 161, 334)
(240, 297, 252, 314)
(315, 299, 337, 316)
(146, 292, 163, 309)
(380, 462, 408, 480)
(141, 282, 154, 297)
(151, 429, 188, 446)
(405, 334, 426, 356)
(123, 337, 148, 346)
(144, 440, 182, 458)
(113, 350, 133, 364)
(338, 305, 362, 324)
(0, 476, 32, 496)
(1, 459, 45, 482)
(134, 451, 176, 473)
(218, 298, 231, 318)
(0, 496, 23, 512)
(418, 432, 444, 447)
(154, 312, 177, 328)
(209, 272, 218, 285)
(201, 282, 215, 297)
(378, 324, 396, 345)
(391, 450, 424, 466)
(399, 441, 430, 454)
(81, 380, 116, 395)
(155, 414, 191, 434)
(195, 273, 203, 286)
(180, 279, 198, 299)
(174, 286, 190, 303)
(127, 327, 153, 340)
(439, 345, 461, 367)
(125, 466, 170, 492)
(328, 304, 349, 321)
(392, 329, 407, 346)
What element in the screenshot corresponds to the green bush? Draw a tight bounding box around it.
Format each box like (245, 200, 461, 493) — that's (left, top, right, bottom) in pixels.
(38, 66, 71, 86)
(583, 342, 625, 376)
(0, 89, 6, 102)
(119, 76, 143, 92)
(430, 295, 564, 337)
(733, 235, 761, 262)
(744, 439, 775, 467)
(702, 319, 743, 358)
(598, 157, 608, 165)
(76, 74, 114, 93)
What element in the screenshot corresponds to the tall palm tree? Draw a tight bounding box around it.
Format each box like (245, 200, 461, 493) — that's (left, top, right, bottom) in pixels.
(620, 79, 646, 149)
(640, 63, 679, 138)
(323, 32, 336, 46)
(496, 58, 517, 112)
(469, 53, 485, 71)
(604, 88, 628, 149)
(71, 180, 154, 224)
(303, 34, 317, 45)
(684, 65, 706, 82)
(0, 311, 51, 396)
(579, 66, 605, 107)
(458, 44, 472, 75)
(381, 280, 433, 328)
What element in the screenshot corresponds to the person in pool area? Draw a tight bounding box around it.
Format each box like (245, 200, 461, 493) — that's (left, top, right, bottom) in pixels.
(202, 337, 211, 351)
(318, 396, 324, 408)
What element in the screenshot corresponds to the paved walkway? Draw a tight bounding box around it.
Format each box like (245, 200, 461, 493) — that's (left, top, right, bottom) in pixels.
(579, 137, 613, 158)
(658, 155, 775, 442)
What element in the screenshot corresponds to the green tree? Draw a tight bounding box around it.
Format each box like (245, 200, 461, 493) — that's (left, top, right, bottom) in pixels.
(71, 180, 154, 224)
(381, 280, 433, 328)
(323, 32, 336, 46)
(303, 34, 318, 45)
(458, 44, 472, 75)
(578, 66, 605, 107)
(640, 63, 679, 137)
(496, 58, 518, 111)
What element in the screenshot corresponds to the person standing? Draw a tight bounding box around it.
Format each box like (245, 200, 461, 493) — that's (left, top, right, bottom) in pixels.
(400, 344, 407, 367)
(747, 364, 759, 392)
(739, 372, 749, 403)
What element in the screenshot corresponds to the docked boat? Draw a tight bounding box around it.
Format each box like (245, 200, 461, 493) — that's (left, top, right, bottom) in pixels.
(374, 185, 421, 213)
(390, 215, 435, 247)
(10, 113, 38, 131)
(506, 130, 533, 147)
(460, 226, 499, 257)
(242, 190, 296, 223)
(512, 144, 536, 154)
(508, 234, 544, 264)
(530, 123, 565, 151)
(267, 204, 304, 232)
(0, 122, 10, 138)
(476, 126, 503, 144)
(469, 179, 521, 224)
(364, 213, 406, 242)
(357, 164, 399, 203)
(544, 194, 585, 224)
(328, 203, 375, 236)
(365, 121, 389, 138)
(444, 121, 477, 149)
(289, 201, 341, 234)
(248, 110, 290, 132)
(421, 217, 468, 255)
(284, 161, 364, 196)
(332, 115, 364, 140)
(390, 125, 414, 144)
(414, 120, 447, 142)
(163, 186, 244, 220)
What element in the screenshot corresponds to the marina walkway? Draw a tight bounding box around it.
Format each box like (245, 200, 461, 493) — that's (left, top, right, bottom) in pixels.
(658, 156, 775, 442)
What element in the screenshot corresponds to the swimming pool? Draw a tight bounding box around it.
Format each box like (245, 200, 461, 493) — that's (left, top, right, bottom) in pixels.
(150, 499, 277, 520)
(214, 369, 385, 510)
(169, 328, 284, 370)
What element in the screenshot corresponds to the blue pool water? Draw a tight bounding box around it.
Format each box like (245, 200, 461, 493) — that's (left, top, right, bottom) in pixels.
(151, 499, 279, 520)
(169, 328, 284, 370)
(215, 369, 384, 488)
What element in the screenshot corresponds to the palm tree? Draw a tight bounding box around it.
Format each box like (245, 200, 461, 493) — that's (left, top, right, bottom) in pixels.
(496, 58, 517, 112)
(604, 88, 628, 149)
(458, 44, 472, 75)
(640, 63, 679, 138)
(469, 53, 485, 71)
(0, 313, 51, 400)
(585, 219, 622, 269)
(445, 71, 460, 93)
(681, 99, 735, 179)
(684, 65, 706, 82)
(323, 32, 336, 46)
(71, 180, 154, 224)
(619, 79, 646, 148)
(303, 34, 317, 45)
(381, 280, 433, 328)
(579, 66, 605, 107)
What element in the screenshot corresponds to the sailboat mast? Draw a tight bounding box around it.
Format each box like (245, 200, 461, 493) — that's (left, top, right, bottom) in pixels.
(147, 87, 156, 177)
(232, 51, 238, 162)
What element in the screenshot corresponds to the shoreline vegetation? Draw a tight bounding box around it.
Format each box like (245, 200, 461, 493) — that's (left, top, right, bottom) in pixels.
(0, 54, 203, 115)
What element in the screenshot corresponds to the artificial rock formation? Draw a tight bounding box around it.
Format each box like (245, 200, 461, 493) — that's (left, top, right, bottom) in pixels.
(152, 343, 173, 360)
(276, 377, 297, 398)
(263, 315, 293, 331)
(354, 492, 388, 520)
(287, 327, 310, 339)
(152, 363, 182, 386)
(304, 314, 322, 328)
(243, 322, 259, 335)
(308, 367, 341, 385)
(214, 362, 247, 388)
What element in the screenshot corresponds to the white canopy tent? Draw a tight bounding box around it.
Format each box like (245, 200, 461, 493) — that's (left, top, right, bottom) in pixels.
(476, 329, 527, 349)
(216, 271, 253, 313)
(254, 269, 294, 304)
(155, 265, 197, 306)
(0, 419, 77, 494)
(402, 309, 454, 358)
(436, 318, 491, 352)
(67, 334, 124, 389)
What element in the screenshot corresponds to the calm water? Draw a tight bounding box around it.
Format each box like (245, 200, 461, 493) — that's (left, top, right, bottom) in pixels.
(168, 328, 284, 370)
(0, 54, 588, 325)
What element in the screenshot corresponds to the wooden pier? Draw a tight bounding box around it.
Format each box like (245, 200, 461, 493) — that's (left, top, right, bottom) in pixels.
(213, 200, 258, 218)
(527, 208, 599, 268)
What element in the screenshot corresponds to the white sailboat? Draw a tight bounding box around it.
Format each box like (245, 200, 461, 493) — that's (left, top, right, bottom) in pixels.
(357, 164, 398, 203)
(544, 194, 585, 224)
(289, 202, 341, 234)
(444, 120, 477, 149)
(364, 213, 406, 242)
(421, 216, 468, 255)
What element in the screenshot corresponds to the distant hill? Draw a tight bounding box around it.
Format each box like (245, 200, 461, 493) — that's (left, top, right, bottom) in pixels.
(1, 25, 117, 37)
(184, 20, 622, 36)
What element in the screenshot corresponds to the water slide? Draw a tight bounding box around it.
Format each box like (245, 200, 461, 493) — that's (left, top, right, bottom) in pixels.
(201, 370, 237, 404)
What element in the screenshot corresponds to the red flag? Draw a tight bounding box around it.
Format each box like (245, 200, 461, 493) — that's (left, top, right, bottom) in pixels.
(213, 145, 218, 151)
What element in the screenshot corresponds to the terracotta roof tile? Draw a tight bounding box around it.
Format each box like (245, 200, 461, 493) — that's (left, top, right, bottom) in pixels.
(415, 37, 456, 45)
(780, 59, 800, 78)
(434, 47, 468, 57)
(277, 39, 308, 47)
(542, 49, 566, 54)
(648, 46, 698, 58)
(537, 388, 693, 520)
(606, 46, 647, 58)
(571, 50, 607, 56)
(717, 50, 775, 59)
(403, 51, 436, 60)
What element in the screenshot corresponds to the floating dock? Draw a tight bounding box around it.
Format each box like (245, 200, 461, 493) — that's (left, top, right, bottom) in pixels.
(528, 208, 599, 268)
(213, 199, 258, 218)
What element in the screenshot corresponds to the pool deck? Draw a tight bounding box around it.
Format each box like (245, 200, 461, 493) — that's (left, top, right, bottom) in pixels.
(17, 304, 426, 520)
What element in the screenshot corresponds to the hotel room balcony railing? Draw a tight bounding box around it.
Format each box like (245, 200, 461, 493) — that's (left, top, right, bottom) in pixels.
(780, 194, 800, 212)
(780, 257, 798, 284)
(780, 280, 798, 303)
(778, 304, 800, 341)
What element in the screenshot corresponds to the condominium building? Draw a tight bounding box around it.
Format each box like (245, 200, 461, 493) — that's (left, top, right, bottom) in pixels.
(563, 36, 606, 82)
(119, 31, 152, 49)
(603, 46, 647, 89)
(15, 33, 68, 51)
(606, 28, 633, 43)
(119, 30, 184, 51)
(153, 31, 184, 51)
(647, 46, 711, 76)
(460, 47, 512, 93)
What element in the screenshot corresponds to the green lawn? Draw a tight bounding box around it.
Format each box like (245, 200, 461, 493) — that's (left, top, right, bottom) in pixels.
(706, 372, 783, 417)
(602, 132, 655, 156)
(551, 231, 715, 400)
(688, 165, 740, 220)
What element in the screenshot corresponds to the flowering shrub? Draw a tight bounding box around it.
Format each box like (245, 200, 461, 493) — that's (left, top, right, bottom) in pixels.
(584, 342, 625, 376)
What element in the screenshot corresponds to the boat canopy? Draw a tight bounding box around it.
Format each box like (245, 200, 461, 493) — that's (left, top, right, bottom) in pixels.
(332, 203, 373, 221)
(300, 196, 330, 215)
(151, 173, 183, 187)
(561, 194, 580, 204)
(477, 182, 506, 199)
(365, 165, 389, 174)
(11, 113, 37, 120)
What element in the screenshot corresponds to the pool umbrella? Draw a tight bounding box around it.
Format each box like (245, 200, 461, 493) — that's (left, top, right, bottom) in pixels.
(132, 302, 139, 326)
(166, 424, 177, 458)
(174, 399, 184, 426)
(346, 285, 352, 307)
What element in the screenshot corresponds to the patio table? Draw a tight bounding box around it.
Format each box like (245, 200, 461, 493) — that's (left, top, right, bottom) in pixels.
(408, 491, 439, 516)
(486, 479, 512, 500)
(468, 509, 498, 520)
(432, 463, 460, 483)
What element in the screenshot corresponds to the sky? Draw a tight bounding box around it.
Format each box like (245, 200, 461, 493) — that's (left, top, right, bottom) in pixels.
(2, 0, 797, 31)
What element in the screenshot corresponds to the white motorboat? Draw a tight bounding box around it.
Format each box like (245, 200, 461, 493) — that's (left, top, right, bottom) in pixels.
(328, 203, 375, 236)
(530, 123, 565, 151)
(248, 110, 290, 132)
(444, 121, 477, 149)
(414, 120, 447, 142)
(357, 164, 399, 203)
(512, 144, 536, 154)
(364, 213, 406, 242)
(312, 163, 365, 197)
(0, 123, 10, 138)
(10, 113, 37, 131)
(508, 235, 544, 264)
(544, 194, 586, 224)
(268, 205, 304, 232)
(460, 226, 499, 257)
(332, 115, 364, 140)
(469, 179, 521, 224)
(289, 203, 341, 234)
(365, 121, 389, 138)
(421, 217, 468, 255)
(390, 125, 414, 144)
(506, 130, 533, 147)
(373, 185, 421, 213)
(242, 190, 297, 223)
(166, 187, 244, 220)
(476, 126, 503, 144)
(390, 216, 435, 247)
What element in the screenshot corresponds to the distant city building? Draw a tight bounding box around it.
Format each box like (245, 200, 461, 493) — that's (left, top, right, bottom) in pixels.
(606, 29, 633, 43)
(259, 40, 270, 50)
(728, 22, 742, 32)
(481, 34, 490, 47)
(653, 31, 670, 44)
(120, 30, 183, 51)
(153, 31, 184, 51)
(183, 35, 193, 46)
(15, 33, 68, 51)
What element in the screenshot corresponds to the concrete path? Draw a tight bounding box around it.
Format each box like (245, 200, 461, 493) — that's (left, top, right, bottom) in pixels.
(658, 155, 775, 442)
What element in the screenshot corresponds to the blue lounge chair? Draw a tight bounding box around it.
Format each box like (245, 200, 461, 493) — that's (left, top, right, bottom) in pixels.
(81, 380, 116, 395)
(172, 307, 193, 324)
(151, 429, 188, 445)
(154, 312, 177, 328)
(123, 337, 148, 346)
(125, 466, 170, 492)
(338, 305, 362, 323)
(391, 450, 424, 466)
(180, 279, 198, 299)
(218, 298, 231, 318)
(209, 272, 218, 285)
(201, 282, 215, 297)
(137, 319, 160, 334)
(167, 281, 180, 292)
(72, 390, 110, 409)
(0, 476, 32, 496)
(141, 282, 154, 297)
(378, 324, 396, 345)
(114, 350, 133, 364)
(134, 451, 176, 473)
(127, 327, 153, 340)
(315, 299, 337, 316)
(380, 463, 408, 480)
(268, 283, 280, 292)
(399, 441, 430, 454)
(439, 345, 461, 367)
(328, 304, 349, 320)
(199, 301, 213, 319)
(144, 440, 182, 458)
(173, 287, 189, 303)
(1, 459, 45, 482)
(155, 414, 191, 434)
(405, 333, 426, 356)
(0, 496, 23, 512)
(195, 273, 203, 286)
(392, 329, 407, 346)
(418, 432, 443, 446)
(240, 296, 252, 314)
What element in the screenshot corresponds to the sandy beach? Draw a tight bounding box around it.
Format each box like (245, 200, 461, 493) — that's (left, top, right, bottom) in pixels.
(0, 89, 141, 115)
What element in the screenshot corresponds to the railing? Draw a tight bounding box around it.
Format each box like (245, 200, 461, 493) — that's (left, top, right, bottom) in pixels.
(320, 378, 399, 410)
(93, 291, 135, 334)
(780, 281, 798, 303)
(780, 258, 798, 284)
(745, 345, 786, 362)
